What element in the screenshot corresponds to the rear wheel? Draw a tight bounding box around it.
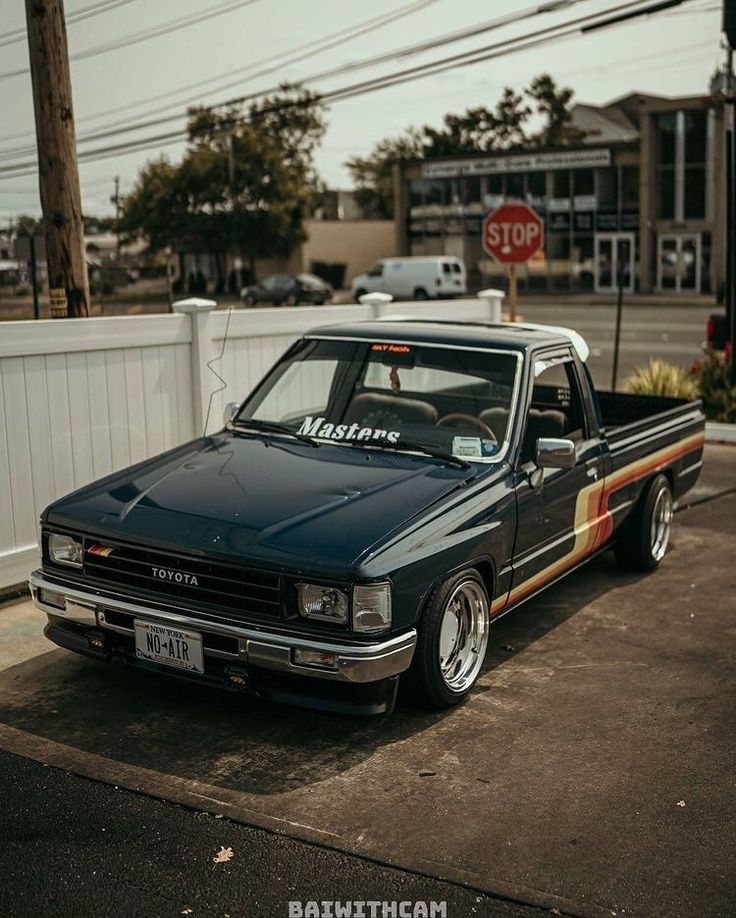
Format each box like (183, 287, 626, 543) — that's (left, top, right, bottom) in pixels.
(354, 287, 367, 303)
(243, 292, 257, 307)
(614, 473, 673, 572)
(405, 569, 490, 709)
(414, 287, 429, 301)
(284, 292, 299, 307)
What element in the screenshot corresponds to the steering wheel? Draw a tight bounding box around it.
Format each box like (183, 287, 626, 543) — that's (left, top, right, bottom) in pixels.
(437, 413, 497, 443)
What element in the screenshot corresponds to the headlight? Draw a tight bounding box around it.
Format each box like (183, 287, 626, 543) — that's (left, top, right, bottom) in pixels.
(48, 533, 83, 568)
(297, 583, 349, 624)
(352, 583, 392, 633)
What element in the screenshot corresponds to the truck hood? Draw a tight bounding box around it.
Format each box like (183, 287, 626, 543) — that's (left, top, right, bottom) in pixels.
(44, 431, 473, 576)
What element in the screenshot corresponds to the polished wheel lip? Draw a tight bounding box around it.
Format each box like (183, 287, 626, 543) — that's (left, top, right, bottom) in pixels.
(650, 486, 673, 562)
(438, 578, 490, 693)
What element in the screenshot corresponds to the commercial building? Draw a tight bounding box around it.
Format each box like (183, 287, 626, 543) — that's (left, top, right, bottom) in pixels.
(394, 91, 721, 296)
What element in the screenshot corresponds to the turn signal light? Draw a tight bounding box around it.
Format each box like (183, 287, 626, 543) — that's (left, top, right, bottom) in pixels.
(293, 649, 340, 671)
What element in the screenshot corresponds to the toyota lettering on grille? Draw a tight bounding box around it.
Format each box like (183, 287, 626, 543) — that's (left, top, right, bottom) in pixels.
(151, 566, 199, 587)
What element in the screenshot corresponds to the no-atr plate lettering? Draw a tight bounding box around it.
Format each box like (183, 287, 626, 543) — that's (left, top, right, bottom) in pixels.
(134, 619, 204, 674)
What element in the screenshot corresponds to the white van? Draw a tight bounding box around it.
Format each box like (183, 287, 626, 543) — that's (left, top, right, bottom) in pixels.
(351, 256, 467, 302)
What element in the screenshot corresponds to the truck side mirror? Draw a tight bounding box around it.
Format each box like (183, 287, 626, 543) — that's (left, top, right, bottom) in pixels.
(223, 402, 239, 426)
(535, 437, 576, 470)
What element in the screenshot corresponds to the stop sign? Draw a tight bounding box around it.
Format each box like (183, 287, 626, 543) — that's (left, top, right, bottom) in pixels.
(482, 203, 544, 264)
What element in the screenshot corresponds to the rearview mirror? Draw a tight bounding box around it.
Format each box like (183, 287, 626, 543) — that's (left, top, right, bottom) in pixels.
(535, 437, 576, 470)
(223, 402, 239, 426)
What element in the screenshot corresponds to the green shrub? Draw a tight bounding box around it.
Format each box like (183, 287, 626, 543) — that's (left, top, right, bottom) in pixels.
(623, 360, 699, 400)
(692, 351, 736, 423)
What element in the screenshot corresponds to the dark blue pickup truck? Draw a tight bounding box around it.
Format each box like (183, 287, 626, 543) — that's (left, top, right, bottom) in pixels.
(31, 321, 705, 714)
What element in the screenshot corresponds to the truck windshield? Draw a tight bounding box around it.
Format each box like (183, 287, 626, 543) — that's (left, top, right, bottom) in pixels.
(235, 338, 520, 462)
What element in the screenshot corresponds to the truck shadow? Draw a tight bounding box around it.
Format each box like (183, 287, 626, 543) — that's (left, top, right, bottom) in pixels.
(0, 551, 647, 797)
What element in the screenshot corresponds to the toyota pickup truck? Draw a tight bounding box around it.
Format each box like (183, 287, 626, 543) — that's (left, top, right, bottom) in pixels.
(30, 320, 706, 715)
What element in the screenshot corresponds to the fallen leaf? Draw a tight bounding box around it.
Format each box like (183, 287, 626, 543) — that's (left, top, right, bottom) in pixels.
(213, 846, 234, 863)
(676, 800, 686, 808)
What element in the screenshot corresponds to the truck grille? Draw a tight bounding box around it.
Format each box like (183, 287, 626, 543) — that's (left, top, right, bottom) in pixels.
(82, 538, 281, 618)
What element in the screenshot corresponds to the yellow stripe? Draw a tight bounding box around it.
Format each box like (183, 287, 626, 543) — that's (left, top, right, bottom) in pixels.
(491, 431, 704, 614)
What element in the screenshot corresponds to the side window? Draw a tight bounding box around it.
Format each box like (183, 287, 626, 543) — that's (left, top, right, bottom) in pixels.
(368, 262, 383, 277)
(442, 262, 452, 274)
(521, 356, 587, 464)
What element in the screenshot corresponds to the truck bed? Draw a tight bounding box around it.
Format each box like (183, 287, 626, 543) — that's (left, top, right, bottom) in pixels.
(596, 390, 702, 444)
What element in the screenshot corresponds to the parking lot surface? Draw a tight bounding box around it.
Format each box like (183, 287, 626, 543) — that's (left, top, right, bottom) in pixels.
(1, 445, 734, 918)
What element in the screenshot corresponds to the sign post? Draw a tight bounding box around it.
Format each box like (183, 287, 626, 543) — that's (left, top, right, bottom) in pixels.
(482, 203, 544, 322)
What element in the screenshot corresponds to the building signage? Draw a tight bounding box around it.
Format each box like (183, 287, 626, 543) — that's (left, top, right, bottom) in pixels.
(421, 148, 611, 179)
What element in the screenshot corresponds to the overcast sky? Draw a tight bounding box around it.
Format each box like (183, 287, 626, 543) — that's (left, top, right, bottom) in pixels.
(0, 0, 723, 223)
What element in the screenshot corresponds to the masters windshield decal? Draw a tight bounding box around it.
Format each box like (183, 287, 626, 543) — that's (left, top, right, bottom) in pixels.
(298, 416, 401, 444)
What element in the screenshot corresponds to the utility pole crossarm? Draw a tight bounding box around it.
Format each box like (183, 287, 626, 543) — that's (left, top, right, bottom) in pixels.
(25, 0, 90, 317)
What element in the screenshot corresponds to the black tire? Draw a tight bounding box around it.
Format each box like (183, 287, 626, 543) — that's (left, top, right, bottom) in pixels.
(284, 292, 299, 307)
(354, 287, 367, 303)
(614, 473, 674, 573)
(404, 568, 490, 710)
(243, 293, 257, 307)
(414, 287, 429, 301)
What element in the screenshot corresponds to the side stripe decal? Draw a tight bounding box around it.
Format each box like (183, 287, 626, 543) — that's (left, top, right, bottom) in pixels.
(491, 432, 705, 614)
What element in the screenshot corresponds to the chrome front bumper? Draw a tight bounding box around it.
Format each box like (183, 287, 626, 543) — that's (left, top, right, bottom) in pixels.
(29, 571, 417, 685)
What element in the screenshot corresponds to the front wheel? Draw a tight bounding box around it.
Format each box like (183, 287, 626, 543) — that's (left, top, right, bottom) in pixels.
(414, 287, 429, 301)
(284, 292, 299, 307)
(614, 473, 673, 572)
(404, 569, 490, 709)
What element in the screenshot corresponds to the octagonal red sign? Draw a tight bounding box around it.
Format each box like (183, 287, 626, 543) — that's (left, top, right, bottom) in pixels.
(482, 203, 544, 264)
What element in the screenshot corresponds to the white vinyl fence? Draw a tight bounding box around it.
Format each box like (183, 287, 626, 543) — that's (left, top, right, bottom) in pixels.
(0, 293, 502, 588)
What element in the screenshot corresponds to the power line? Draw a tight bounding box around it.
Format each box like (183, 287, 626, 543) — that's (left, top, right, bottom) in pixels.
(0, 0, 700, 179)
(0, 0, 266, 81)
(0, 0, 142, 47)
(0, 0, 445, 150)
(0, 0, 594, 158)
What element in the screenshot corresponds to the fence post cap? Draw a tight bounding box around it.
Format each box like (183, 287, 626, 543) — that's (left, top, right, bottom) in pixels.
(477, 288, 505, 300)
(173, 297, 218, 314)
(359, 292, 394, 306)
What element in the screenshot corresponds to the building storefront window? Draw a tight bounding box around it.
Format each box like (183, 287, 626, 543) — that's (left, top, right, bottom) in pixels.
(655, 109, 708, 221)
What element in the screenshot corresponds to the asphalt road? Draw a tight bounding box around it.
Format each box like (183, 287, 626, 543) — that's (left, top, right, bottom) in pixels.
(517, 302, 713, 390)
(0, 749, 543, 918)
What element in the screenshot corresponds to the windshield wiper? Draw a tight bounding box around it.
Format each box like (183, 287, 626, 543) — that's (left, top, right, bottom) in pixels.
(230, 418, 319, 447)
(347, 438, 471, 470)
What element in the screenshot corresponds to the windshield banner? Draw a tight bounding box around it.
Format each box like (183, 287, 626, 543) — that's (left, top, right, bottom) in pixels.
(298, 416, 400, 444)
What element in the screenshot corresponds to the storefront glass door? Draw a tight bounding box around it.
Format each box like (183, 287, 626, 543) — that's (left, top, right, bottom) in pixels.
(657, 234, 701, 293)
(595, 233, 635, 293)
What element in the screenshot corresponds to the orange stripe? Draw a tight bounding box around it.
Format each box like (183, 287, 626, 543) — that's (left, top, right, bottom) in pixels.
(491, 432, 704, 615)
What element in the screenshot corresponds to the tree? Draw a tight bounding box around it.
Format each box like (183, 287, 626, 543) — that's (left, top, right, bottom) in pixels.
(346, 129, 424, 219)
(526, 74, 586, 147)
(346, 75, 583, 212)
(121, 85, 326, 283)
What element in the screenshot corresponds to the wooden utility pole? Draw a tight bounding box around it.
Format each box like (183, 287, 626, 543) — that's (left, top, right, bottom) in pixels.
(25, 0, 89, 317)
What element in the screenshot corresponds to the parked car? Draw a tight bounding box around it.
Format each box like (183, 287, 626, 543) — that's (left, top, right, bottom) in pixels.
(31, 320, 704, 715)
(240, 273, 332, 307)
(351, 256, 467, 302)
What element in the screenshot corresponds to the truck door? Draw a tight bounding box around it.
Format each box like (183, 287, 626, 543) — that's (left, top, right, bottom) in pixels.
(509, 349, 608, 605)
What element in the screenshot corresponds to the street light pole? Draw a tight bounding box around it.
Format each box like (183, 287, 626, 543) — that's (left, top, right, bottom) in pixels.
(724, 0, 736, 382)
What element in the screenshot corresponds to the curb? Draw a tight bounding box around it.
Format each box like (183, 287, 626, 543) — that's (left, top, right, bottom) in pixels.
(706, 422, 736, 444)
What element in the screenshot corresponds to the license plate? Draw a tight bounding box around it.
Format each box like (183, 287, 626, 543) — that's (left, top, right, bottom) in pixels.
(134, 619, 204, 674)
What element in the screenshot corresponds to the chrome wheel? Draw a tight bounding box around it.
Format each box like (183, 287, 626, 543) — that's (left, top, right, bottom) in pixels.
(650, 486, 673, 561)
(438, 578, 490, 693)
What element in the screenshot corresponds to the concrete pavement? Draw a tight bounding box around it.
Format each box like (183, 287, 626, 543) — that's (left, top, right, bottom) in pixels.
(0, 445, 734, 917)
